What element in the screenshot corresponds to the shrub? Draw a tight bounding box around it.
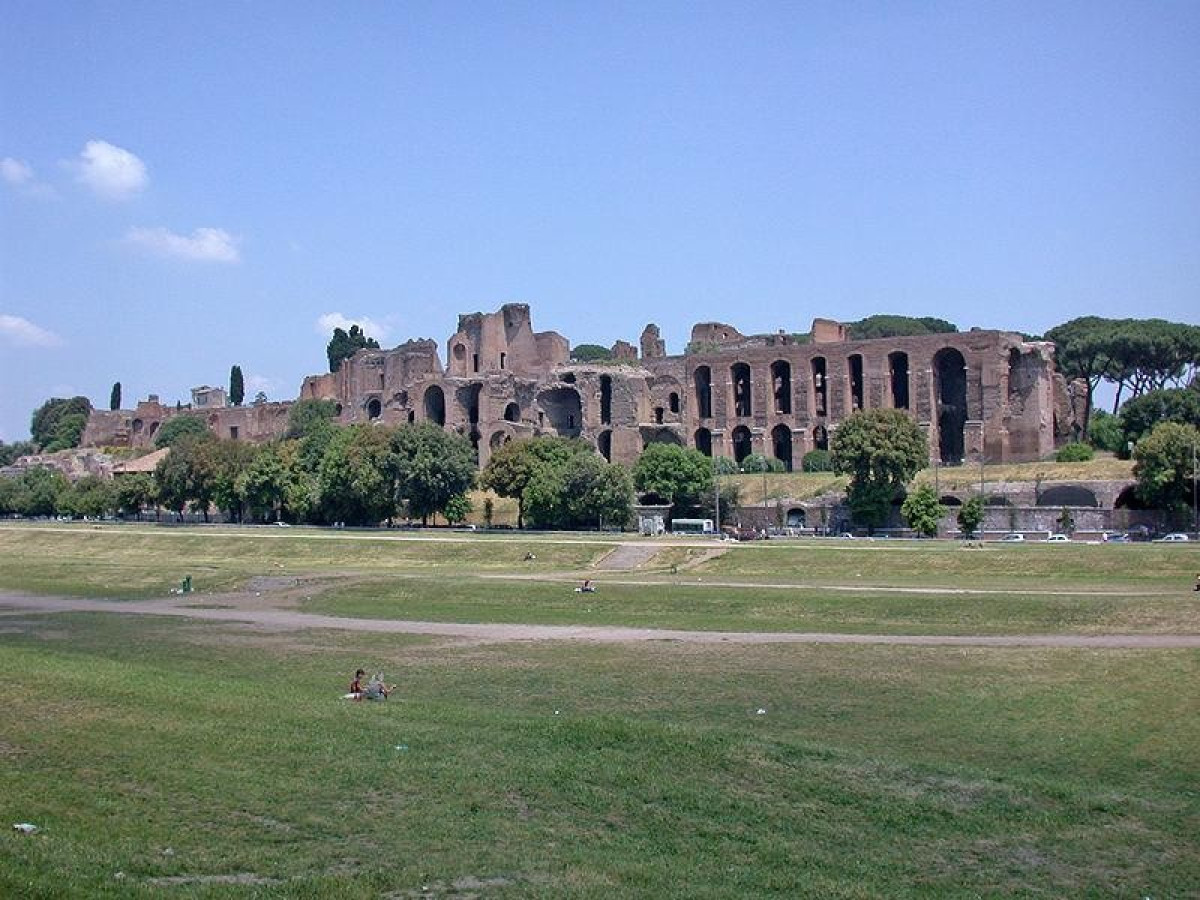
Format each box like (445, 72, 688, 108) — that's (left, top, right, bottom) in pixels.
(801, 449, 833, 472)
(1055, 442, 1094, 463)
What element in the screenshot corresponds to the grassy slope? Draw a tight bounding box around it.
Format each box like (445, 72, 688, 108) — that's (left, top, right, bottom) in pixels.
(1, 614, 1196, 898)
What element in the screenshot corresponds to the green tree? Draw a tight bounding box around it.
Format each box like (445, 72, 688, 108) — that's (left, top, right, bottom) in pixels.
(0, 476, 26, 515)
(900, 484, 943, 538)
(1088, 409, 1124, 453)
(632, 444, 714, 515)
(831, 409, 928, 533)
(287, 398, 341, 439)
(480, 437, 592, 528)
(238, 444, 292, 522)
(155, 415, 210, 448)
(62, 475, 117, 518)
(206, 439, 256, 521)
(391, 424, 477, 525)
(801, 449, 833, 472)
(957, 495, 985, 539)
(317, 425, 396, 526)
(0, 440, 36, 466)
(19, 467, 69, 517)
(1056, 507, 1076, 535)
(31, 397, 92, 450)
(154, 434, 217, 519)
(443, 493, 472, 525)
(1120, 389, 1200, 455)
(115, 473, 156, 519)
(326, 324, 380, 373)
(562, 456, 634, 529)
(253, 391, 268, 405)
(229, 365, 245, 406)
(1132, 422, 1200, 514)
(569, 343, 613, 362)
(1045, 317, 1115, 438)
(109, 382, 121, 411)
(847, 315, 957, 340)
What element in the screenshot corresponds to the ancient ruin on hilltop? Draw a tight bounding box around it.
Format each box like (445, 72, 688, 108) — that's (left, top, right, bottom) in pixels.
(82, 304, 1077, 468)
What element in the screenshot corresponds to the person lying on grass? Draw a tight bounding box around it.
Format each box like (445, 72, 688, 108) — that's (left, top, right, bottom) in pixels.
(347, 669, 395, 701)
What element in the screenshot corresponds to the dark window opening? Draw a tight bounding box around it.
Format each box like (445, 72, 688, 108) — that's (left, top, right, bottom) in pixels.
(732, 425, 752, 463)
(771, 360, 792, 414)
(654, 407, 664, 425)
(472, 353, 479, 373)
(694, 366, 713, 418)
(934, 348, 967, 464)
(694, 427, 712, 456)
(889, 352, 910, 409)
(813, 424, 828, 451)
(668, 392, 680, 414)
(229, 426, 239, 440)
(600, 375, 612, 425)
(732, 363, 752, 417)
(503, 402, 520, 423)
(849, 355, 864, 411)
(424, 386, 445, 426)
(812, 358, 827, 417)
(499, 352, 506, 370)
(367, 398, 382, 420)
(772, 423, 793, 471)
(598, 430, 612, 461)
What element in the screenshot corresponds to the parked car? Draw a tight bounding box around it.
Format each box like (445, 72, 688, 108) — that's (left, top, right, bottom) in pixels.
(1000, 533, 1025, 543)
(1046, 534, 1070, 542)
(1105, 533, 1132, 543)
(1155, 533, 1190, 542)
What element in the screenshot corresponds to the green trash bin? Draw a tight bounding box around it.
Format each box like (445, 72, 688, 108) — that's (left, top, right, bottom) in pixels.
(181, 576, 192, 594)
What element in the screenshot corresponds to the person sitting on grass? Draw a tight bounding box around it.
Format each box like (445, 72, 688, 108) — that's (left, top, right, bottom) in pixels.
(363, 672, 394, 701)
(348, 669, 366, 700)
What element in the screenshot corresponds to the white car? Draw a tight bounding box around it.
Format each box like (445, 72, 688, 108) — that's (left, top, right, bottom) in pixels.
(1046, 534, 1070, 543)
(1155, 533, 1190, 542)
(1000, 533, 1025, 543)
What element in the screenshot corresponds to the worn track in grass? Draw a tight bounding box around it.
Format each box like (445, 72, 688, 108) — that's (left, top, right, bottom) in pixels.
(2, 590, 1199, 648)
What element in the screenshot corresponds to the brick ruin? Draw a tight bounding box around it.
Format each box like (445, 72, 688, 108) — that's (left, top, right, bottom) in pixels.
(82, 303, 1072, 468)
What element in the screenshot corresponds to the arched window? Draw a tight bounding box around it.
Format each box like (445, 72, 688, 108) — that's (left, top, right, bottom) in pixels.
(731, 363, 751, 417)
(366, 398, 382, 420)
(694, 366, 712, 418)
(597, 430, 612, 461)
(668, 392, 680, 414)
(771, 360, 791, 414)
(424, 385, 446, 426)
(933, 348, 967, 464)
(732, 425, 752, 463)
(503, 402, 520, 423)
(848, 355, 864, 411)
(772, 423, 793, 471)
(813, 424, 828, 451)
(889, 352, 910, 409)
(600, 375, 612, 425)
(811, 358, 827, 417)
(694, 427, 712, 457)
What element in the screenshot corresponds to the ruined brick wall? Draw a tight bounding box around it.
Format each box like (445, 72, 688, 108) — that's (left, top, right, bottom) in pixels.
(80, 305, 1070, 470)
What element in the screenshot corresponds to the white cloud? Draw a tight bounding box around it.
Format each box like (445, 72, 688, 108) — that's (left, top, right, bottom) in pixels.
(125, 226, 240, 263)
(2, 157, 34, 186)
(0, 313, 64, 348)
(73, 140, 147, 200)
(1, 157, 56, 198)
(315, 312, 391, 343)
(245, 374, 281, 398)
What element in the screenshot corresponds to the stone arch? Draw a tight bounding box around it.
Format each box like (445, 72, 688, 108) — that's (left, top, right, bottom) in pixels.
(848, 354, 864, 411)
(771, 423, 793, 471)
(811, 357, 828, 417)
(694, 366, 713, 419)
(600, 375, 613, 425)
(939, 495, 963, 506)
(424, 385, 446, 426)
(642, 427, 683, 449)
(148, 421, 160, 437)
(457, 383, 482, 425)
(934, 348, 967, 464)
(334, 403, 343, 416)
(131, 418, 144, 434)
(1037, 485, 1099, 508)
(812, 424, 828, 451)
(731, 363, 752, 417)
(732, 425, 752, 463)
(489, 430, 511, 450)
(771, 360, 791, 414)
(537, 386, 582, 437)
(889, 351, 910, 409)
(366, 398, 382, 420)
(597, 430, 612, 461)
(786, 507, 806, 527)
(503, 402, 520, 423)
(668, 392, 680, 414)
(694, 427, 712, 457)
(1114, 485, 1148, 509)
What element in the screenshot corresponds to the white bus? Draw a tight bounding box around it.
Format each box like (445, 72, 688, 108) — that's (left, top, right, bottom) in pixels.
(671, 518, 715, 535)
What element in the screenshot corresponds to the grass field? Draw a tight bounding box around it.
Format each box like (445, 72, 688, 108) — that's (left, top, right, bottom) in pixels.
(1, 523, 1197, 897)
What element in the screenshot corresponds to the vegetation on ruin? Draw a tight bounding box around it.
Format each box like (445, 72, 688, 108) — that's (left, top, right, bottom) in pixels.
(153, 414, 209, 448)
(845, 314, 957, 340)
(29, 395, 92, 453)
(1, 524, 1198, 896)
(567, 342, 612, 362)
(325, 323, 380, 372)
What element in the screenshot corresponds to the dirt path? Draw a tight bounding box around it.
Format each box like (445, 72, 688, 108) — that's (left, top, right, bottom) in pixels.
(2, 590, 1198, 649)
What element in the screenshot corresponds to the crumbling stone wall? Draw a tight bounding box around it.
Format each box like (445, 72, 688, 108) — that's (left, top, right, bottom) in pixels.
(81, 305, 1074, 470)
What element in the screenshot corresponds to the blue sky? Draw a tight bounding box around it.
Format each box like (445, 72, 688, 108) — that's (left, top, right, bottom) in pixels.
(2, 1, 1197, 442)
